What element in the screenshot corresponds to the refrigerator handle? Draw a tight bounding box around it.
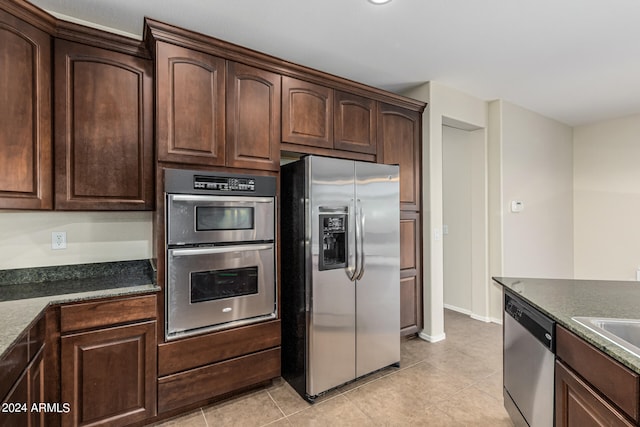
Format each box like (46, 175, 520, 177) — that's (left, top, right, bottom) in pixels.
(356, 199, 366, 280)
(346, 199, 358, 281)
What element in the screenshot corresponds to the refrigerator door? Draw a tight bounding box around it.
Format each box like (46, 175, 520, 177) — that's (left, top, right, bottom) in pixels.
(355, 161, 401, 377)
(307, 156, 357, 396)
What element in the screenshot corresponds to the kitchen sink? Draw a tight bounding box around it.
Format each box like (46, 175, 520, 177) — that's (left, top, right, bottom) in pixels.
(572, 317, 640, 358)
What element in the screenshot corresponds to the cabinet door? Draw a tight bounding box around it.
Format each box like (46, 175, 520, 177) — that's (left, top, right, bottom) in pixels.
(54, 40, 153, 210)
(1, 370, 28, 427)
(156, 41, 226, 166)
(377, 103, 421, 211)
(226, 62, 280, 171)
(0, 349, 44, 427)
(282, 76, 333, 148)
(0, 9, 52, 210)
(61, 321, 157, 427)
(555, 360, 635, 427)
(400, 211, 422, 335)
(334, 91, 376, 154)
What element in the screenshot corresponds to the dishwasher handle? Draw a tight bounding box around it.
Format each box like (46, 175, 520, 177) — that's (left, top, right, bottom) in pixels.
(505, 291, 556, 352)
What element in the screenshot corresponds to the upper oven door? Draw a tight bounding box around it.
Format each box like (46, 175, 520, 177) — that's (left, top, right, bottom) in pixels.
(167, 195, 275, 245)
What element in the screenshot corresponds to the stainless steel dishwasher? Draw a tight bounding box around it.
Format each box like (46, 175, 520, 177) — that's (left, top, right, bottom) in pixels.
(503, 290, 555, 427)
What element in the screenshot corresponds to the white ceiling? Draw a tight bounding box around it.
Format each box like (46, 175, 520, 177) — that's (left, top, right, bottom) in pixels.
(28, 0, 640, 126)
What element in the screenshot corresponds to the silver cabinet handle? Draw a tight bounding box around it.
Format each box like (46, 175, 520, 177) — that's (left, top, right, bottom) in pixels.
(170, 244, 273, 257)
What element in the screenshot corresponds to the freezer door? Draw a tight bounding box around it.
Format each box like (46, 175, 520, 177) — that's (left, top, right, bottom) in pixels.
(355, 161, 401, 377)
(307, 156, 357, 397)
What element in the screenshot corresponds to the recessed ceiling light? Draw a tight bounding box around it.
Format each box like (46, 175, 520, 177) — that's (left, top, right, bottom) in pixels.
(368, 0, 392, 4)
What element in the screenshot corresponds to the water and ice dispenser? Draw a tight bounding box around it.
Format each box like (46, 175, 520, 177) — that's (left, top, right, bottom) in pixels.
(319, 213, 347, 271)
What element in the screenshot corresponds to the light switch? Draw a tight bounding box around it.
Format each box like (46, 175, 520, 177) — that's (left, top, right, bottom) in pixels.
(510, 200, 524, 213)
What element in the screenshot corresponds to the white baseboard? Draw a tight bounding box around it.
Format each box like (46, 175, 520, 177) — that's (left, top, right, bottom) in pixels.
(490, 316, 503, 325)
(418, 331, 446, 343)
(470, 313, 492, 323)
(443, 304, 471, 315)
(444, 304, 501, 324)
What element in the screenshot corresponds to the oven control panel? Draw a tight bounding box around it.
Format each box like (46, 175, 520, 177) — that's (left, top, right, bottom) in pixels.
(194, 175, 256, 192)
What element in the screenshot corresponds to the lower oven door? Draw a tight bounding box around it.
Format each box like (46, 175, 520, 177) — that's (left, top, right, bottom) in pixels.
(166, 243, 276, 340)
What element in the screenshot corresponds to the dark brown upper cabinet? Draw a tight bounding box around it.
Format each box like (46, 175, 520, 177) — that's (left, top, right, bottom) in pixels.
(282, 76, 333, 149)
(226, 62, 280, 171)
(282, 78, 377, 156)
(0, 9, 52, 210)
(155, 40, 280, 171)
(377, 103, 421, 211)
(54, 39, 153, 210)
(334, 91, 377, 154)
(155, 41, 226, 167)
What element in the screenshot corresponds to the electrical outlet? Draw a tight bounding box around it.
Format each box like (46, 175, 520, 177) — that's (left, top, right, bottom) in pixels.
(51, 231, 67, 250)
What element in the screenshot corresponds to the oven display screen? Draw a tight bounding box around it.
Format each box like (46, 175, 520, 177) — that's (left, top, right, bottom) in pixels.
(190, 267, 259, 303)
(196, 207, 254, 231)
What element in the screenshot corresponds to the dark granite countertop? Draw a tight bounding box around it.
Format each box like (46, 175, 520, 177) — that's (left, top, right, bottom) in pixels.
(493, 276, 640, 374)
(0, 260, 160, 359)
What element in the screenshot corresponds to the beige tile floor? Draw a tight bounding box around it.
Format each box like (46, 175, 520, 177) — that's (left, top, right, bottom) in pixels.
(150, 309, 513, 426)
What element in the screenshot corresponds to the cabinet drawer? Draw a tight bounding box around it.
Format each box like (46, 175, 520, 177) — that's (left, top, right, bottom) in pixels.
(556, 325, 640, 422)
(158, 320, 281, 376)
(158, 347, 280, 413)
(60, 294, 157, 333)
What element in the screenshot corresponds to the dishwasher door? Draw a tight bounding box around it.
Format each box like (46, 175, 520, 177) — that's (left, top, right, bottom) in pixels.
(503, 291, 555, 427)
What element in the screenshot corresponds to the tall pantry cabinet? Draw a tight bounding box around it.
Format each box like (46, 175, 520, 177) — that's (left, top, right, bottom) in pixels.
(377, 103, 423, 335)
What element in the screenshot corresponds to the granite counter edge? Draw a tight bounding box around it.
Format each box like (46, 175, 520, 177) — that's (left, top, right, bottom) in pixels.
(0, 284, 161, 360)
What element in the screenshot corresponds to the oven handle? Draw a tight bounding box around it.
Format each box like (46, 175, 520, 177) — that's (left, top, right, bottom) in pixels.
(170, 244, 273, 257)
(169, 195, 274, 203)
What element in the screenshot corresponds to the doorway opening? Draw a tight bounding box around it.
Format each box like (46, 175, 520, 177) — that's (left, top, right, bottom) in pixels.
(442, 117, 489, 321)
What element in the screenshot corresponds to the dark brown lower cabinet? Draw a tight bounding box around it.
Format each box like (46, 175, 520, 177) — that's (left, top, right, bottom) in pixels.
(60, 321, 157, 427)
(399, 211, 422, 335)
(158, 348, 280, 413)
(555, 325, 640, 426)
(0, 348, 45, 427)
(156, 320, 281, 414)
(555, 360, 635, 427)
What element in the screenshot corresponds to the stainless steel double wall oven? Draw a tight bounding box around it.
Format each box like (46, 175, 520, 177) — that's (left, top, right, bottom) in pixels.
(164, 168, 277, 340)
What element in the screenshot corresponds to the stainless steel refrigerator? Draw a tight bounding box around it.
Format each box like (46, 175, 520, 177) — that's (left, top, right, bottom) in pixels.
(281, 155, 400, 402)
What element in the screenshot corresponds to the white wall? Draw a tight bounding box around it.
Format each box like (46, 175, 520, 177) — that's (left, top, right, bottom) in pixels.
(443, 125, 473, 312)
(489, 100, 574, 280)
(0, 211, 153, 269)
(573, 114, 640, 280)
(404, 81, 490, 340)
(442, 125, 485, 315)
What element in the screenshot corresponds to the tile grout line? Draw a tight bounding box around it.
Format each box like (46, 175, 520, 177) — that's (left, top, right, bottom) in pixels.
(265, 388, 289, 420)
(199, 407, 209, 427)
